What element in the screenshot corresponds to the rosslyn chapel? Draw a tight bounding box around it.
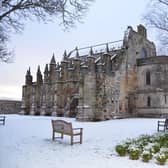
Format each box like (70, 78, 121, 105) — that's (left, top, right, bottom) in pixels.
(21, 25, 168, 121)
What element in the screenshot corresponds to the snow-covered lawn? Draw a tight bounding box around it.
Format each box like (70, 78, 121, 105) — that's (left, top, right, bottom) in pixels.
(0, 115, 167, 168)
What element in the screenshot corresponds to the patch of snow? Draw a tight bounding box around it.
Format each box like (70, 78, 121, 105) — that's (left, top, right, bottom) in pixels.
(111, 54, 117, 60)
(95, 56, 101, 63)
(0, 97, 21, 101)
(0, 115, 166, 168)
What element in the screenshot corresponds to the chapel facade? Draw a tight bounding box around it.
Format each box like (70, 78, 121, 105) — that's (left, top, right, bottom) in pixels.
(21, 25, 168, 121)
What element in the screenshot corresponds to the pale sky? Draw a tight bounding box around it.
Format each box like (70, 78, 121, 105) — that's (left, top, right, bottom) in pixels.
(0, 0, 155, 100)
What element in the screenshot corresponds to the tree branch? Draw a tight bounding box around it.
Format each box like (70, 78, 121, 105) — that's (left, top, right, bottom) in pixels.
(0, 0, 94, 63)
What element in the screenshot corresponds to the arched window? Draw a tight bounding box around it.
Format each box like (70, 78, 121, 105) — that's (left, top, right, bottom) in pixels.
(140, 48, 147, 58)
(146, 71, 151, 85)
(147, 96, 151, 107)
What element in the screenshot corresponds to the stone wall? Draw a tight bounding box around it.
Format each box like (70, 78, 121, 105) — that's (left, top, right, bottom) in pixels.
(135, 56, 168, 117)
(0, 100, 21, 114)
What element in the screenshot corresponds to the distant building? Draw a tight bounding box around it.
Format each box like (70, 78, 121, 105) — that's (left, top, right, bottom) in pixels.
(0, 100, 21, 114)
(21, 25, 168, 121)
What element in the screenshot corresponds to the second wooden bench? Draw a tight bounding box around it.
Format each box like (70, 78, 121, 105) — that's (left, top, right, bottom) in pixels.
(0, 116, 5, 125)
(157, 118, 168, 132)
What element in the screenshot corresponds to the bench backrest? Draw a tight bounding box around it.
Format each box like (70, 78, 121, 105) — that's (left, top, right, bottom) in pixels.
(52, 120, 72, 134)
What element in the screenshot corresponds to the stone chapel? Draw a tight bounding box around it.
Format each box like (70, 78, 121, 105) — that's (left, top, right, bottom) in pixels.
(21, 25, 168, 121)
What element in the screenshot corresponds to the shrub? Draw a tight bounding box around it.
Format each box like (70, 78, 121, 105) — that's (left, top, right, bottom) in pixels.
(128, 145, 141, 160)
(160, 148, 168, 159)
(152, 143, 160, 153)
(124, 139, 132, 150)
(115, 144, 127, 156)
(137, 135, 152, 146)
(141, 150, 152, 162)
(114, 133, 168, 165)
(155, 152, 167, 165)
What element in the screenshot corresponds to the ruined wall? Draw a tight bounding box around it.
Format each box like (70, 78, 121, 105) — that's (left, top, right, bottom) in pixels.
(0, 100, 21, 114)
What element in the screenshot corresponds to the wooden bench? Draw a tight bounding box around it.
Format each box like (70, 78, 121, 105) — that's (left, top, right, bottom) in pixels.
(51, 120, 83, 145)
(157, 118, 168, 132)
(0, 116, 5, 125)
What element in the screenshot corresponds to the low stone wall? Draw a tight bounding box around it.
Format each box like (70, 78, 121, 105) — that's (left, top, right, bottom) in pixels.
(0, 100, 21, 114)
(136, 108, 168, 118)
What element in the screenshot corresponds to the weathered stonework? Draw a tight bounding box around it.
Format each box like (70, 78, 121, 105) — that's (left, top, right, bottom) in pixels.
(135, 56, 168, 117)
(0, 100, 21, 114)
(21, 24, 168, 120)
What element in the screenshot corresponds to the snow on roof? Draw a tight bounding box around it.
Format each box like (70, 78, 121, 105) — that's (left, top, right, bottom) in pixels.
(111, 54, 117, 60)
(68, 67, 74, 71)
(95, 56, 101, 63)
(81, 65, 88, 68)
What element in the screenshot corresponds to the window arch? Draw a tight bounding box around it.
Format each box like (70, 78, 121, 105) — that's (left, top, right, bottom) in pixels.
(140, 47, 147, 58)
(147, 96, 151, 107)
(146, 71, 151, 85)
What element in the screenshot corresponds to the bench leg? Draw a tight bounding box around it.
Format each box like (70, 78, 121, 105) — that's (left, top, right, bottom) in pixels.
(52, 131, 55, 141)
(157, 125, 165, 132)
(80, 133, 82, 144)
(71, 135, 73, 145)
(166, 125, 168, 131)
(164, 125, 167, 132)
(61, 133, 63, 139)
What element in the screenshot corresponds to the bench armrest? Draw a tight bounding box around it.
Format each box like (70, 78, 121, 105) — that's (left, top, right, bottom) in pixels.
(73, 128, 83, 130)
(73, 128, 83, 134)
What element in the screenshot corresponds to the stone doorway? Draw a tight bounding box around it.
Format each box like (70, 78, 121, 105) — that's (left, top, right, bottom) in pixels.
(69, 98, 79, 117)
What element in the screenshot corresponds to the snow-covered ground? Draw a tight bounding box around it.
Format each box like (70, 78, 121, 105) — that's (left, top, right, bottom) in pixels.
(0, 115, 167, 168)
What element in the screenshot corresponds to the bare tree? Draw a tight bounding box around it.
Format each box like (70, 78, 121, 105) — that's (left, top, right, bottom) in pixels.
(0, 0, 94, 62)
(144, 0, 168, 47)
(0, 25, 13, 63)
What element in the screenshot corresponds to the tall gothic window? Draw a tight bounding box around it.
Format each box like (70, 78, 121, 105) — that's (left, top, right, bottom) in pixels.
(140, 48, 147, 58)
(147, 96, 151, 107)
(146, 71, 151, 85)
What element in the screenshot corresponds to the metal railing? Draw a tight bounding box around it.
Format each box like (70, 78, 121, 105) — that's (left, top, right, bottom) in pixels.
(67, 40, 123, 58)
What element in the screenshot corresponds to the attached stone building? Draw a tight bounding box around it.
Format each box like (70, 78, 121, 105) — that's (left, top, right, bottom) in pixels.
(21, 24, 168, 121)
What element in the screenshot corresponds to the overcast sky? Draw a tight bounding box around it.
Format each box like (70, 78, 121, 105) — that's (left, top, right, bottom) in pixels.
(0, 0, 155, 100)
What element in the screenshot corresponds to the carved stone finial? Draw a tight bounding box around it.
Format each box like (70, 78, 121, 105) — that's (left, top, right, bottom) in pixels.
(63, 50, 67, 58)
(44, 64, 48, 73)
(75, 48, 79, 58)
(50, 53, 56, 64)
(105, 43, 109, 53)
(89, 47, 94, 56)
